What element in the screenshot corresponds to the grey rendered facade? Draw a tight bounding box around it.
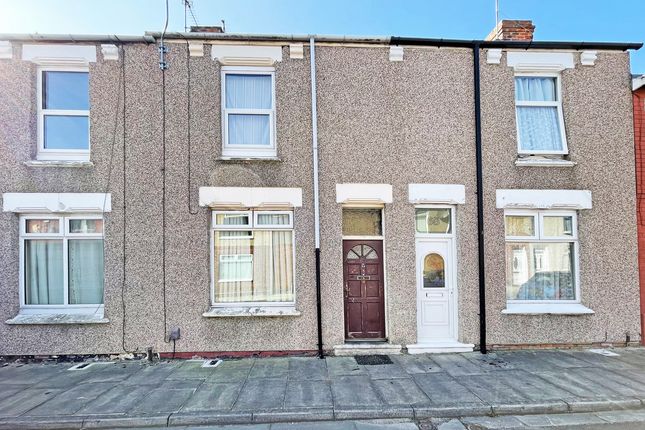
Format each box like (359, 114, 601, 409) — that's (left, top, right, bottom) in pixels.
(0, 32, 640, 356)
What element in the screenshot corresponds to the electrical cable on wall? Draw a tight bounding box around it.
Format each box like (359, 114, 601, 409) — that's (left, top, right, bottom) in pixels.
(160, 0, 171, 344)
(179, 34, 199, 216)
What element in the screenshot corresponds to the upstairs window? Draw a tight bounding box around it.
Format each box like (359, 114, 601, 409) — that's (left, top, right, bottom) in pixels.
(38, 68, 90, 160)
(514, 75, 567, 155)
(221, 67, 276, 158)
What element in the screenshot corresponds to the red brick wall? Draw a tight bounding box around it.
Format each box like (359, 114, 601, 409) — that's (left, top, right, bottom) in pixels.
(634, 87, 645, 344)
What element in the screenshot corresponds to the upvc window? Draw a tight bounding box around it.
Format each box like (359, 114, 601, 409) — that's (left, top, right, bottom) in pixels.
(504, 210, 579, 302)
(221, 66, 276, 158)
(20, 215, 104, 313)
(514, 75, 568, 155)
(37, 67, 90, 161)
(211, 210, 294, 304)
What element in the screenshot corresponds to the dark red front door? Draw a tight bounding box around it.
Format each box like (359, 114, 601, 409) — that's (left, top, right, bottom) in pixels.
(343, 240, 385, 340)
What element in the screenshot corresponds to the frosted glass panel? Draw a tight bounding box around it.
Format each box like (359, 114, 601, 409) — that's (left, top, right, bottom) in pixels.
(26, 219, 60, 234)
(342, 209, 382, 236)
(416, 208, 451, 234)
(505, 216, 535, 237)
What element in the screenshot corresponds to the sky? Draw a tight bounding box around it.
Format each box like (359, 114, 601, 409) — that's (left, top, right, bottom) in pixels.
(1, 0, 644, 73)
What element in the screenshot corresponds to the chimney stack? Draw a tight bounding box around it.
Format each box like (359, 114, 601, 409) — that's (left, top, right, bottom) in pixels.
(486, 20, 535, 41)
(190, 25, 224, 33)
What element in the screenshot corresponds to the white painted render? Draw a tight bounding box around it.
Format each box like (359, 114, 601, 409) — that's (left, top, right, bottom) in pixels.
(506, 51, 575, 72)
(22, 44, 97, 65)
(496, 189, 592, 210)
(2, 193, 112, 213)
(211, 44, 283, 66)
(335, 183, 393, 206)
(408, 184, 466, 205)
(198, 187, 303, 208)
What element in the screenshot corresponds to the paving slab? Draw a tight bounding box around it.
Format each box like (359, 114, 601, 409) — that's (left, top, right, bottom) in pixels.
(413, 373, 483, 405)
(284, 380, 333, 408)
(0, 387, 26, 402)
(76, 385, 151, 415)
(456, 374, 528, 404)
(460, 415, 526, 429)
(233, 378, 287, 410)
(391, 355, 443, 375)
(208, 360, 255, 383)
(534, 369, 625, 399)
(122, 361, 180, 385)
(24, 382, 116, 416)
(181, 382, 244, 412)
(0, 388, 63, 417)
(493, 370, 575, 400)
(564, 350, 638, 370)
(82, 363, 144, 383)
(130, 387, 196, 414)
(568, 367, 645, 396)
(248, 358, 289, 379)
(430, 354, 485, 376)
(363, 363, 409, 380)
(168, 361, 220, 380)
(372, 378, 431, 406)
(0, 364, 65, 385)
(331, 376, 383, 407)
(326, 357, 365, 376)
(287, 357, 327, 380)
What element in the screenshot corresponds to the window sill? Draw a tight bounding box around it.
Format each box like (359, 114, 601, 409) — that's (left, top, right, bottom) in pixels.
(202, 305, 301, 318)
(502, 303, 594, 315)
(515, 156, 576, 167)
(24, 160, 94, 168)
(6, 313, 109, 325)
(216, 156, 282, 162)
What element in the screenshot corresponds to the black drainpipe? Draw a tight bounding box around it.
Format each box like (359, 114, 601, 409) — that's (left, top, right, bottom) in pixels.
(473, 43, 487, 354)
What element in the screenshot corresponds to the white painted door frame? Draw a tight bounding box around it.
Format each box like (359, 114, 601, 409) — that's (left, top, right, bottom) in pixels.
(408, 204, 473, 354)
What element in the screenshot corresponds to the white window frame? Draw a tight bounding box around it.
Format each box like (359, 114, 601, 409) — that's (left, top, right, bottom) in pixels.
(19, 214, 104, 315)
(37, 65, 91, 161)
(221, 66, 277, 158)
(514, 72, 568, 156)
(504, 209, 580, 305)
(414, 204, 455, 239)
(209, 210, 295, 307)
(254, 210, 293, 229)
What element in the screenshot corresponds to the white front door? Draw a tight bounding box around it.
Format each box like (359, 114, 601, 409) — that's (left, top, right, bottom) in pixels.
(416, 239, 456, 343)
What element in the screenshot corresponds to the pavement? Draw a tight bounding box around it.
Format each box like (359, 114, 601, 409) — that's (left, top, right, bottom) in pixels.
(1, 348, 645, 429)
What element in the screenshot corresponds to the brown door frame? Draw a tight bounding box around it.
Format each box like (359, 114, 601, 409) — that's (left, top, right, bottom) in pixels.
(342, 239, 386, 340)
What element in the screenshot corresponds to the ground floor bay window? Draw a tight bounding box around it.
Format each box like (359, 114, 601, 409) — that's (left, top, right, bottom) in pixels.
(211, 210, 295, 305)
(20, 215, 104, 314)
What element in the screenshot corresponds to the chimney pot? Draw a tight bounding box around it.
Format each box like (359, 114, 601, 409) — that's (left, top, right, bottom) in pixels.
(486, 20, 535, 41)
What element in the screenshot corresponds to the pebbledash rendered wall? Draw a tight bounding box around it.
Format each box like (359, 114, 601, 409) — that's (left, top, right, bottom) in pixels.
(0, 38, 640, 356)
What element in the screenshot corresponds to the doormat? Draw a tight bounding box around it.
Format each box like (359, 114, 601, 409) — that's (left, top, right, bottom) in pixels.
(355, 355, 392, 365)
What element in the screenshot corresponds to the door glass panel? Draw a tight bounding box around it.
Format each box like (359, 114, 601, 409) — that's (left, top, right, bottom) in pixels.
(347, 244, 378, 260)
(416, 209, 451, 234)
(343, 209, 382, 236)
(423, 253, 445, 288)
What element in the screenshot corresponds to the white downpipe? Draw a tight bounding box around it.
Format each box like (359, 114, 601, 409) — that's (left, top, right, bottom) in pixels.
(310, 37, 321, 249)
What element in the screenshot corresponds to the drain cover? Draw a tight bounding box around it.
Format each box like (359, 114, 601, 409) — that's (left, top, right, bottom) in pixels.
(355, 355, 392, 365)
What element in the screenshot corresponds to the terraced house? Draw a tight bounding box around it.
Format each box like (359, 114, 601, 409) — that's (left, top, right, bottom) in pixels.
(0, 20, 641, 357)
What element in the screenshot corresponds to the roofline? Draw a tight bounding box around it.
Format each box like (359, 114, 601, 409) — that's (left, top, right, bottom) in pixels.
(0, 32, 640, 51)
(0, 34, 155, 43)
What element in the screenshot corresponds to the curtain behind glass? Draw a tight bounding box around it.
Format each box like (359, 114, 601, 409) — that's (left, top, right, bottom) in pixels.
(214, 232, 252, 302)
(25, 240, 64, 304)
(515, 77, 563, 152)
(272, 231, 294, 301)
(68, 239, 104, 304)
(228, 114, 270, 146)
(225, 74, 272, 109)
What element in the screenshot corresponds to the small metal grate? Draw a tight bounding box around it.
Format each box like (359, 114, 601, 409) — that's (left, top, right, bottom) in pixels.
(354, 355, 392, 365)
